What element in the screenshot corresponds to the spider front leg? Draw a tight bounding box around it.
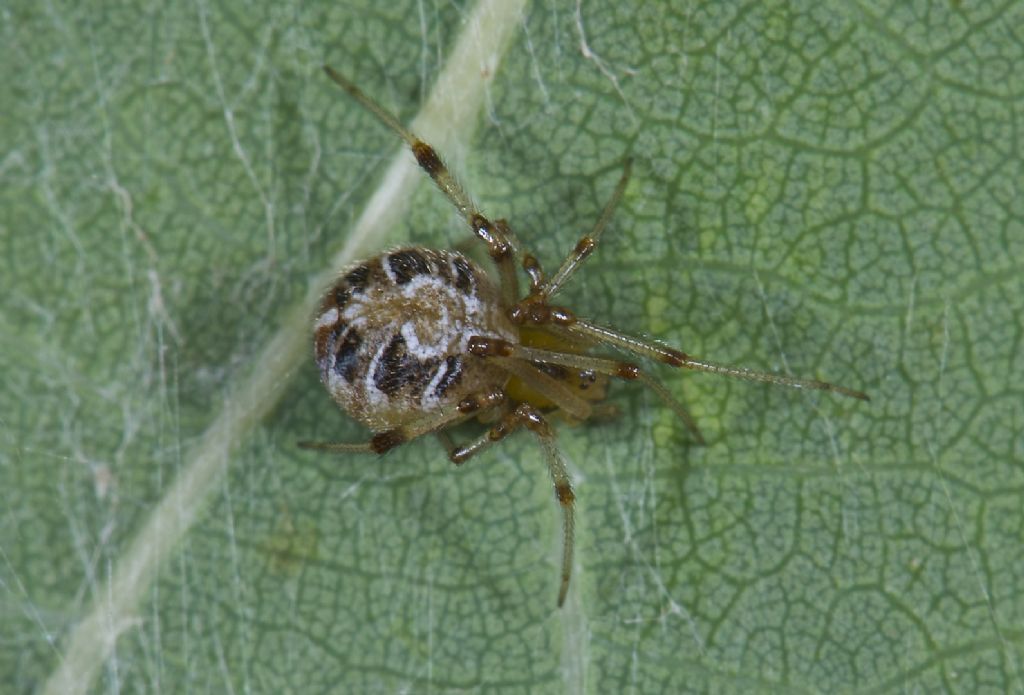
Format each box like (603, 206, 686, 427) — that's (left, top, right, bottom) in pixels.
(536, 158, 633, 301)
(471, 215, 523, 306)
(560, 320, 870, 400)
(443, 402, 576, 607)
(323, 66, 534, 306)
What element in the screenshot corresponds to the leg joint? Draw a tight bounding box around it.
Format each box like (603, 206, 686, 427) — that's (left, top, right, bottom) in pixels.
(555, 482, 575, 505)
(515, 404, 552, 436)
(370, 429, 405, 454)
(412, 141, 443, 175)
(467, 336, 514, 358)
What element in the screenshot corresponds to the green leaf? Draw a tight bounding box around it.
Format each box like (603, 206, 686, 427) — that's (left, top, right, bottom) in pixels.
(3, 0, 1023, 692)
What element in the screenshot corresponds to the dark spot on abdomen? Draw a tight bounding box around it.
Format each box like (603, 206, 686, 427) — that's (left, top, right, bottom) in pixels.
(388, 250, 431, 284)
(344, 265, 371, 292)
(372, 333, 444, 400)
(451, 256, 475, 295)
(374, 334, 408, 395)
(433, 355, 464, 397)
(332, 286, 351, 308)
(334, 329, 362, 382)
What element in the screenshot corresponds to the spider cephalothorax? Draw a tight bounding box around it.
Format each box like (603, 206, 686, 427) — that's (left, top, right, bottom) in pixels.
(303, 66, 869, 607)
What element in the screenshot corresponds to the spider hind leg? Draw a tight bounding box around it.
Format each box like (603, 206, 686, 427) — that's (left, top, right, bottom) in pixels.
(441, 402, 577, 607)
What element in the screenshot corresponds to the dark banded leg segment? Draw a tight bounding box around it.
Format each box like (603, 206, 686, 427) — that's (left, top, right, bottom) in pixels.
(473, 215, 523, 307)
(560, 319, 870, 401)
(299, 387, 506, 455)
(323, 65, 526, 306)
(537, 158, 632, 301)
(444, 403, 576, 607)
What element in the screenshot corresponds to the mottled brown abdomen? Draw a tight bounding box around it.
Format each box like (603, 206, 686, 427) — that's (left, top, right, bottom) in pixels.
(314, 248, 517, 431)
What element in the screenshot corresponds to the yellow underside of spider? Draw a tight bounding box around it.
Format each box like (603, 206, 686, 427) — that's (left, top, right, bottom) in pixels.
(504, 327, 609, 416)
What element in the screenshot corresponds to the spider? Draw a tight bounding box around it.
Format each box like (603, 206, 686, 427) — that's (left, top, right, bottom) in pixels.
(302, 65, 869, 607)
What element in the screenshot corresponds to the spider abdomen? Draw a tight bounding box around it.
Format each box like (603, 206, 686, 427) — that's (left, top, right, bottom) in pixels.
(314, 248, 516, 431)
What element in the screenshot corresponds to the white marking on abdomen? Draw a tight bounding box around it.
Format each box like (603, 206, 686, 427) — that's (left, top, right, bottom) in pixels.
(401, 305, 454, 359)
(363, 341, 390, 409)
(420, 360, 448, 410)
(315, 307, 339, 330)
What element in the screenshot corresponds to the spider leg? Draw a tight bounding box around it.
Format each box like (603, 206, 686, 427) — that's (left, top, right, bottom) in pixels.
(323, 65, 527, 305)
(492, 219, 527, 301)
(434, 429, 459, 456)
(471, 337, 705, 444)
(443, 402, 576, 607)
(299, 386, 506, 454)
(560, 319, 869, 401)
(296, 440, 374, 454)
(536, 159, 632, 301)
(490, 356, 593, 421)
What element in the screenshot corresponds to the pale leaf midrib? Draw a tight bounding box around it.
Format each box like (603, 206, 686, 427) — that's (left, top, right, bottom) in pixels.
(41, 1, 528, 692)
